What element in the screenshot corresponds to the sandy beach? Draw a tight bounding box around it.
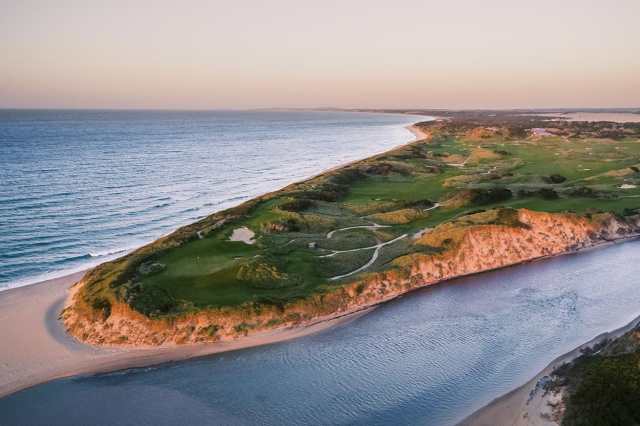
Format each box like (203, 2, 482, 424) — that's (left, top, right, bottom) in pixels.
(460, 313, 640, 426)
(0, 272, 371, 398)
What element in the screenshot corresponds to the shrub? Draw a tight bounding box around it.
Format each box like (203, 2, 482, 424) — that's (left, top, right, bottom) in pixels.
(91, 298, 112, 319)
(279, 198, 316, 212)
(543, 174, 567, 184)
(471, 187, 512, 205)
(568, 186, 598, 198)
(403, 199, 434, 209)
(517, 188, 559, 200)
(330, 168, 364, 185)
(128, 285, 177, 317)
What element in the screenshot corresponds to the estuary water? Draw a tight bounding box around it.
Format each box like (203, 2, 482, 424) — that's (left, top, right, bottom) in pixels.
(0, 109, 421, 289)
(2, 240, 640, 425)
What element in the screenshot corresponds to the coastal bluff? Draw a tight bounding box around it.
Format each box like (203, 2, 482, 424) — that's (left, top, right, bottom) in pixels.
(62, 209, 640, 346)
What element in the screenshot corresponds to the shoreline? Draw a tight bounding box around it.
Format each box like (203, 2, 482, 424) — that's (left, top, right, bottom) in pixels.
(0, 115, 431, 295)
(459, 310, 640, 426)
(2, 229, 638, 400)
(0, 269, 375, 398)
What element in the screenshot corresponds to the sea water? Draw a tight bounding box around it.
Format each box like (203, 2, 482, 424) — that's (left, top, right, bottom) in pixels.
(0, 109, 421, 289)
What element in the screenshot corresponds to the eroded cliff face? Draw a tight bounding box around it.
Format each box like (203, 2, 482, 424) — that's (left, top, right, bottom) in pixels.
(63, 209, 640, 347)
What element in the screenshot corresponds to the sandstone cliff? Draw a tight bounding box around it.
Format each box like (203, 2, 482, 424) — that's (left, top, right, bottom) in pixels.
(62, 209, 640, 347)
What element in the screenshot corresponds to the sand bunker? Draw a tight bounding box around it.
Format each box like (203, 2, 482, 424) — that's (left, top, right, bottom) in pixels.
(229, 227, 255, 244)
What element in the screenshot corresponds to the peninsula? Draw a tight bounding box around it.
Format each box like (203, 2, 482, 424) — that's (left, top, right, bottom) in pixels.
(63, 110, 640, 351)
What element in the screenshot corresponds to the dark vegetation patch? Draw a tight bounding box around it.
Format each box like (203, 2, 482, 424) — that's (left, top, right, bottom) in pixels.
(470, 187, 513, 205)
(402, 198, 434, 209)
(567, 186, 600, 198)
(518, 188, 559, 200)
(543, 174, 567, 184)
(556, 352, 640, 426)
(279, 198, 316, 212)
(126, 284, 177, 317)
(363, 162, 410, 176)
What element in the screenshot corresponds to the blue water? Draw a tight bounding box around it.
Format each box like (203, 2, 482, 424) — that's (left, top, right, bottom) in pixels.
(2, 241, 640, 425)
(4, 109, 640, 426)
(0, 109, 421, 289)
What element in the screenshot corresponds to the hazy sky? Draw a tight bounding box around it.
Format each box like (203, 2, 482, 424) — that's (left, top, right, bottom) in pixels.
(2, 0, 639, 109)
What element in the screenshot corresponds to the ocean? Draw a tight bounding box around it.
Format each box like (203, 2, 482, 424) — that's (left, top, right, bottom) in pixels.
(0, 109, 422, 289)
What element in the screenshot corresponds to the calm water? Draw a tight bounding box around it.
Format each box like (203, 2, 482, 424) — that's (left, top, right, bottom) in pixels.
(0, 109, 421, 289)
(2, 241, 640, 425)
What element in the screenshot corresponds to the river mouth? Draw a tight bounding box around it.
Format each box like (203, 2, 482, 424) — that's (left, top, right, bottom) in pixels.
(2, 239, 640, 425)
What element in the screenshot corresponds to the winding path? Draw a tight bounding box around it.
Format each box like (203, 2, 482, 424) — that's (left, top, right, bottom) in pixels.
(423, 202, 440, 212)
(320, 204, 438, 279)
(326, 223, 390, 239)
(323, 234, 408, 281)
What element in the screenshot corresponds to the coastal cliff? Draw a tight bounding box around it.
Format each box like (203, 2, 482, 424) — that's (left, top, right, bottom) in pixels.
(62, 209, 640, 346)
(62, 115, 640, 348)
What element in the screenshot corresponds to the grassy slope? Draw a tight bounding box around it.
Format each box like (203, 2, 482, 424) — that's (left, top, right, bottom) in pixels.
(76, 115, 640, 319)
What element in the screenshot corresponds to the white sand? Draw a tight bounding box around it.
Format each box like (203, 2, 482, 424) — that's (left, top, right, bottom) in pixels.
(406, 123, 430, 141)
(229, 226, 255, 244)
(0, 273, 370, 398)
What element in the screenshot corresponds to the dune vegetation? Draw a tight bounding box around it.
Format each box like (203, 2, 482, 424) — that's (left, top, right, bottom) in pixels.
(547, 323, 640, 426)
(66, 111, 640, 343)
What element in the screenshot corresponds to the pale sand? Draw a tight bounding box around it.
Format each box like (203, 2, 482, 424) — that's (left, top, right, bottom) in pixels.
(406, 123, 430, 141)
(229, 226, 256, 244)
(0, 272, 372, 398)
(460, 314, 640, 426)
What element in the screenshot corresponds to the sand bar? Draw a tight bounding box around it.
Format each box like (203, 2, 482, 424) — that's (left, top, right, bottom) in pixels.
(0, 273, 370, 398)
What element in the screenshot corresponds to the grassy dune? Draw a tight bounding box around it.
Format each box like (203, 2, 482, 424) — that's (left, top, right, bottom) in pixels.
(75, 113, 640, 321)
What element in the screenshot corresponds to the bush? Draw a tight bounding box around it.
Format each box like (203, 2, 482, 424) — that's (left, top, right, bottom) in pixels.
(568, 186, 598, 198)
(543, 174, 567, 184)
(279, 198, 316, 212)
(330, 168, 364, 185)
(517, 188, 559, 200)
(128, 285, 177, 317)
(403, 198, 434, 209)
(562, 353, 640, 426)
(471, 187, 513, 205)
(91, 298, 112, 319)
(295, 182, 350, 202)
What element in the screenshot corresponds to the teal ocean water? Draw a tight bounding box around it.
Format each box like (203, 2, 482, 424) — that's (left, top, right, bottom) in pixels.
(0, 109, 420, 289)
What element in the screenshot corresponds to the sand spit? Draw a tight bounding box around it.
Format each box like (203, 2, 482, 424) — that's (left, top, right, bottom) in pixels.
(0, 272, 370, 398)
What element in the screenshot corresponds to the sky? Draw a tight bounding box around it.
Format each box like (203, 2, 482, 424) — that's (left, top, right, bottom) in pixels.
(1, 0, 639, 110)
